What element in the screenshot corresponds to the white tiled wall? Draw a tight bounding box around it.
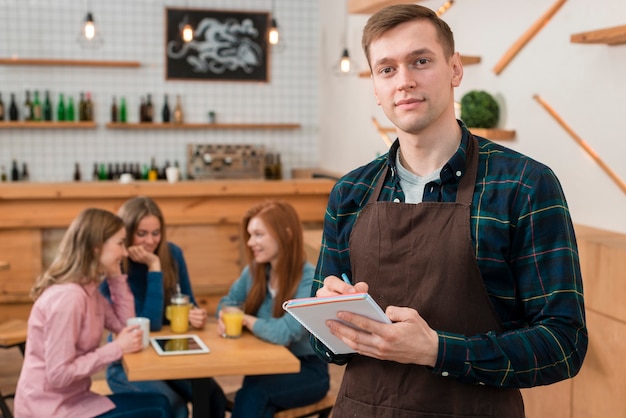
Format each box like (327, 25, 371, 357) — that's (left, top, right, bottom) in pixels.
(0, 0, 320, 181)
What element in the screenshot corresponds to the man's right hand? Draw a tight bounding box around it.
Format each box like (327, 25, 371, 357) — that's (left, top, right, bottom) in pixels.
(316, 275, 369, 297)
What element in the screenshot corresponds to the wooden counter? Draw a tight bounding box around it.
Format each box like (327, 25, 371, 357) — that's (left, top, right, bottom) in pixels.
(0, 179, 334, 320)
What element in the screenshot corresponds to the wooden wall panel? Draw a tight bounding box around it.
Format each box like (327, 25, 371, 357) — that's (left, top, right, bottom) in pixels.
(0, 230, 42, 300)
(521, 380, 572, 418)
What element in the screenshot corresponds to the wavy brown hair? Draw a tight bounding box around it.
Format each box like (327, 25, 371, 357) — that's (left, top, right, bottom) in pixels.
(361, 4, 455, 69)
(31, 208, 124, 300)
(117, 196, 177, 303)
(242, 200, 306, 318)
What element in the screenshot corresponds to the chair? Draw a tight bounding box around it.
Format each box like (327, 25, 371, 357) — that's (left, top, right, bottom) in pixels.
(0, 319, 28, 418)
(225, 391, 336, 418)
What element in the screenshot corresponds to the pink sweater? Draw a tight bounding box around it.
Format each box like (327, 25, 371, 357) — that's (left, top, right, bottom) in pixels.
(14, 275, 134, 418)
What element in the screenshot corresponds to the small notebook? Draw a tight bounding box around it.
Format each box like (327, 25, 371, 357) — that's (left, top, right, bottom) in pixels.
(283, 293, 391, 354)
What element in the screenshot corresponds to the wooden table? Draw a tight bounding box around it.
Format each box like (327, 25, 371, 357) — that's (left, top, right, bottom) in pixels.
(122, 321, 300, 418)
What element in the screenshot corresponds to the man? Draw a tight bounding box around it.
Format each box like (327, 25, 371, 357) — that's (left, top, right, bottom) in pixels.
(310, 4, 587, 417)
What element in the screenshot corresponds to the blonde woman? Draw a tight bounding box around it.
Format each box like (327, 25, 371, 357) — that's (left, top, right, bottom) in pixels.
(14, 208, 171, 418)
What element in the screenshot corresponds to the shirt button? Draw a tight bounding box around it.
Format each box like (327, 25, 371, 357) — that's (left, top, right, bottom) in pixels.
(393, 198, 400, 203)
(455, 170, 462, 177)
(441, 371, 449, 377)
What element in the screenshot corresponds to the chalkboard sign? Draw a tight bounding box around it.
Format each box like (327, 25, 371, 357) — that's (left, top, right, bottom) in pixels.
(165, 8, 270, 82)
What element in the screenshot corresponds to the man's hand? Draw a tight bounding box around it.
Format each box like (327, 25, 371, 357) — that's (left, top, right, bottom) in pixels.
(327, 306, 439, 367)
(316, 275, 369, 297)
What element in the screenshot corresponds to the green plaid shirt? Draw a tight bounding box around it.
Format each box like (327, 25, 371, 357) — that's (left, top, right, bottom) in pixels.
(310, 123, 587, 388)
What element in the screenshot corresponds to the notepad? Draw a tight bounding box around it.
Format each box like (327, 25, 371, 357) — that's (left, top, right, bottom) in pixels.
(282, 293, 391, 355)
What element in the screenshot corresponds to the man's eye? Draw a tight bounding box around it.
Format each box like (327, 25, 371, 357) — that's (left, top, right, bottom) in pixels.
(415, 58, 429, 66)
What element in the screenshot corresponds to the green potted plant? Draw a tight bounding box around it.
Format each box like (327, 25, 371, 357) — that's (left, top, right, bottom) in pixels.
(460, 90, 500, 128)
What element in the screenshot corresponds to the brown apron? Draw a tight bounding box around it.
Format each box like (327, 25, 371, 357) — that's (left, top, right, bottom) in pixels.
(333, 136, 524, 418)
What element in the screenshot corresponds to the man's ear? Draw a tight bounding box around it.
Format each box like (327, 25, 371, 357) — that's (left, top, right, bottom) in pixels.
(450, 52, 463, 87)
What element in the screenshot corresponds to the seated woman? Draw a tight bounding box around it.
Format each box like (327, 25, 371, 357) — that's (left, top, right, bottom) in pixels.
(100, 196, 226, 418)
(14, 208, 171, 418)
(217, 200, 330, 418)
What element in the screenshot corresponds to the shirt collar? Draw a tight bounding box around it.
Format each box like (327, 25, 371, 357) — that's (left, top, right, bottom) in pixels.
(387, 120, 471, 185)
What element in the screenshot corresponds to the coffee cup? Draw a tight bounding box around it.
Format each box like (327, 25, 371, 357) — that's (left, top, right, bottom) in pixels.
(119, 173, 133, 184)
(221, 302, 244, 338)
(166, 293, 190, 333)
(127, 317, 150, 349)
(165, 166, 179, 184)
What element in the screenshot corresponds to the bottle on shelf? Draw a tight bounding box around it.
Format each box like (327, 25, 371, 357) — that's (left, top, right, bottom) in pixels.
(148, 157, 158, 181)
(139, 96, 147, 122)
(0, 93, 5, 121)
(162, 94, 170, 123)
(57, 93, 65, 121)
(111, 96, 118, 122)
(173, 95, 183, 124)
(21, 162, 29, 181)
(43, 91, 52, 121)
(174, 160, 182, 181)
(85, 92, 94, 121)
(0, 165, 6, 182)
(11, 160, 19, 181)
(23, 91, 32, 121)
(145, 94, 153, 123)
(73, 162, 81, 182)
(107, 163, 114, 180)
(119, 97, 127, 123)
(141, 163, 149, 180)
(92, 163, 99, 181)
(98, 163, 107, 180)
(9, 93, 19, 121)
(67, 96, 75, 121)
(78, 92, 86, 121)
(160, 160, 170, 180)
(32, 90, 42, 121)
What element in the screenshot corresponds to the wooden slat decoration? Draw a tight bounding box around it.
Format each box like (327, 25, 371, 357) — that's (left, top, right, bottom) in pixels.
(371, 117, 394, 147)
(348, 0, 422, 14)
(533, 94, 626, 195)
(492, 0, 566, 75)
(570, 24, 626, 45)
(0, 57, 140, 68)
(469, 128, 516, 140)
(0, 121, 96, 129)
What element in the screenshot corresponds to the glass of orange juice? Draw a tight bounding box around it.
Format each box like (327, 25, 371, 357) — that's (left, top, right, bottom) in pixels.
(221, 302, 244, 338)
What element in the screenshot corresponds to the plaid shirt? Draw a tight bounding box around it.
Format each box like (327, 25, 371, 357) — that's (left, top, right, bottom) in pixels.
(311, 123, 587, 388)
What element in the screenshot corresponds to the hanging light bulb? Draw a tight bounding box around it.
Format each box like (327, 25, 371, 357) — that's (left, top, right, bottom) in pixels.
(182, 23, 194, 43)
(340, 49, 351, 73)
(269, 18, 279, 45)
(77, 5, 103, 49)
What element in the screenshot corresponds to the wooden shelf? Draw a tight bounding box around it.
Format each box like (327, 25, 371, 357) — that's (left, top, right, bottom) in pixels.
(348, 0, 422, 14)
(0, 58, 140, 68)
(0, 121, 97, 129)
(469, 128, 516, 140)
(570, 24, 626, 45)
(359, 55, 481, 77)
(106, 122, 301, 130)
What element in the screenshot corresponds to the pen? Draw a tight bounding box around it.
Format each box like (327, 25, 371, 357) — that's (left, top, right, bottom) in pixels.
(341, 273, 351, 285)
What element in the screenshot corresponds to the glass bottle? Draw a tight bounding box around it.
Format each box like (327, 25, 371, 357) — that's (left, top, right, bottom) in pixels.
(119, 97, 127, 123)
(139, 96, 147, 122)
(21, 162, 29, 181)
(92, 163, 99, 181)
(73, 162, 81, 182)
(23, 91, 32, 121)
(11, 160, 19, 181)
(9, 93, 19, 121)
(1, 165, 7, 181)
(98, 163, 107, 180)
(32, 91, 42, 121)
(110, 96, 118, 123)
(43, 91, 52, 121)
(145, 94, 153, 122)
(0, 93, 5, 121)
(148, 157, 158, 181)
(78, 92, 86, 121)
(173, 95, 183, 124)
(56, 93, 65, 121)
(67, 96, 75, 121)
(162, 94, 170, 123)
(85, 92, 94, 121)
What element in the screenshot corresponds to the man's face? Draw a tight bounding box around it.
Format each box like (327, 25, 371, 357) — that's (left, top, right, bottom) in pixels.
(369, 20, 462, 136)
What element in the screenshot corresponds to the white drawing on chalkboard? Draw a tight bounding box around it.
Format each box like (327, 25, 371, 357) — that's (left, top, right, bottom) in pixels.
(167, 17, 264, 74)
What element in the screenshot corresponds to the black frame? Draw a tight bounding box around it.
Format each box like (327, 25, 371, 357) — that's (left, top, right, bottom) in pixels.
(165, 8, 270, 82)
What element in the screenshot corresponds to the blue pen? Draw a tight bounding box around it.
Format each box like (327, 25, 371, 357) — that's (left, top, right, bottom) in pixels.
(341, 273, 351, 285)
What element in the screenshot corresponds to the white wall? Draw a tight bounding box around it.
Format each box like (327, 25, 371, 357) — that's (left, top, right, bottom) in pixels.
(319, 0, 626, 234)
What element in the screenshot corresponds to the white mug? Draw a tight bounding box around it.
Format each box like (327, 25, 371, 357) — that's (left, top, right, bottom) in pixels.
(165, 166, 179, 183)
(119, 173, 133, 184)
(126, 317, 150, 349)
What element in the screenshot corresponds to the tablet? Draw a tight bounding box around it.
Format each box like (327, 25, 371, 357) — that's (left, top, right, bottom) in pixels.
(149, 334, 210, 356)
